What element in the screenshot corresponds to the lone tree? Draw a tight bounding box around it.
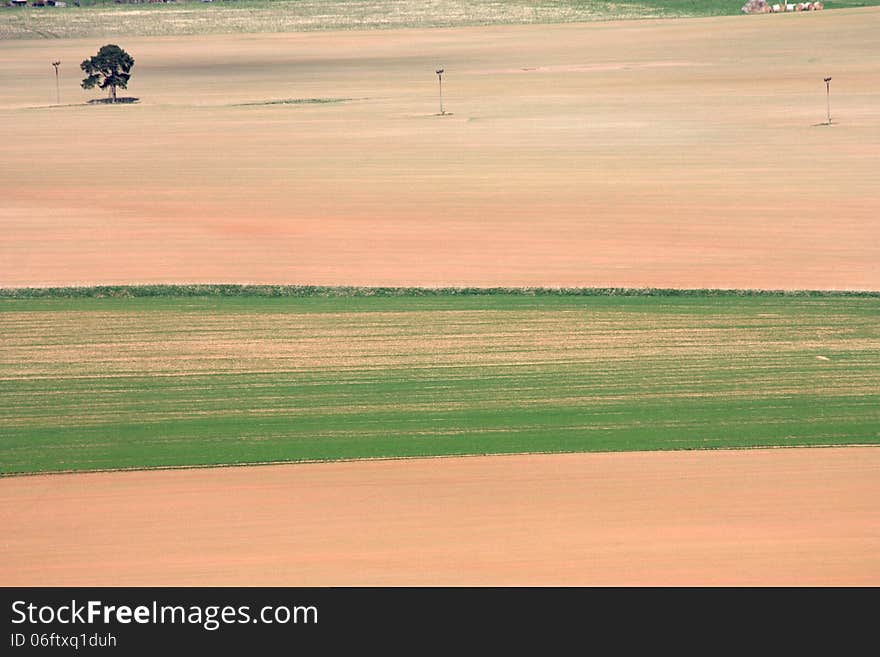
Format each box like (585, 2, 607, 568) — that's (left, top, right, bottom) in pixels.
(81, 44, 134, 103)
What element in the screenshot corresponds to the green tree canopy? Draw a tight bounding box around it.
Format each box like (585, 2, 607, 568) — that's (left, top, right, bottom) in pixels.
(81, 44, 134, 103)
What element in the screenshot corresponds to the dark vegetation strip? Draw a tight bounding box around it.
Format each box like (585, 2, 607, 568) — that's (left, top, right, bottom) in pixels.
(2, 285, 879, 299)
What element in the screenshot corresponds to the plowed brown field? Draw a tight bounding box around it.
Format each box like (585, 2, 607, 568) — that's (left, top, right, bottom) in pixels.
(2, 9, 879, 289)
(2, 448, 878, 586)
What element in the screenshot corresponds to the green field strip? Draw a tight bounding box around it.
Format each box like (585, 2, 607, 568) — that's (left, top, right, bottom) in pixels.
(1, 293, 878, 474)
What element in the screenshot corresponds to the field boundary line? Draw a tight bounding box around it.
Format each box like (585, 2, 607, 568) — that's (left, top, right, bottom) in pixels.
(2, 285, 879, 299)
(3, 444, 878, 479)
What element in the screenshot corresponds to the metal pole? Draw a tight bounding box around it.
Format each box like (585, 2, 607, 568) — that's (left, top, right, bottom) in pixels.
(824, 77, 832, 125)
(52, 61, 61, 105)
(826, 80, 830, 124)
(436, 69, 444, 115)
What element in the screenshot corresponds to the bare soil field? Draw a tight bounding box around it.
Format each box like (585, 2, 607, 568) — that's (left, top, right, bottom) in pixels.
(2, 447, 878, 586)
(2, 9, 879, 290)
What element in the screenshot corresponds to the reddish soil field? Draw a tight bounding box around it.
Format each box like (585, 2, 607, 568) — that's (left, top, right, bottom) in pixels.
(2, 447, 878, 586)
(1, 10, 879, 290)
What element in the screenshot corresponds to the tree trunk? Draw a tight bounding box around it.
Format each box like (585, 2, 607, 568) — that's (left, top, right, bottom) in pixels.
(110, 85, 117, 103)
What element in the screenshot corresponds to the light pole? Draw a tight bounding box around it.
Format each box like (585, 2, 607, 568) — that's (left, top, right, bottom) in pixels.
(823, 77, 832, 125)
(52, 61, 61, 105)
(436, 69, 444, 115)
